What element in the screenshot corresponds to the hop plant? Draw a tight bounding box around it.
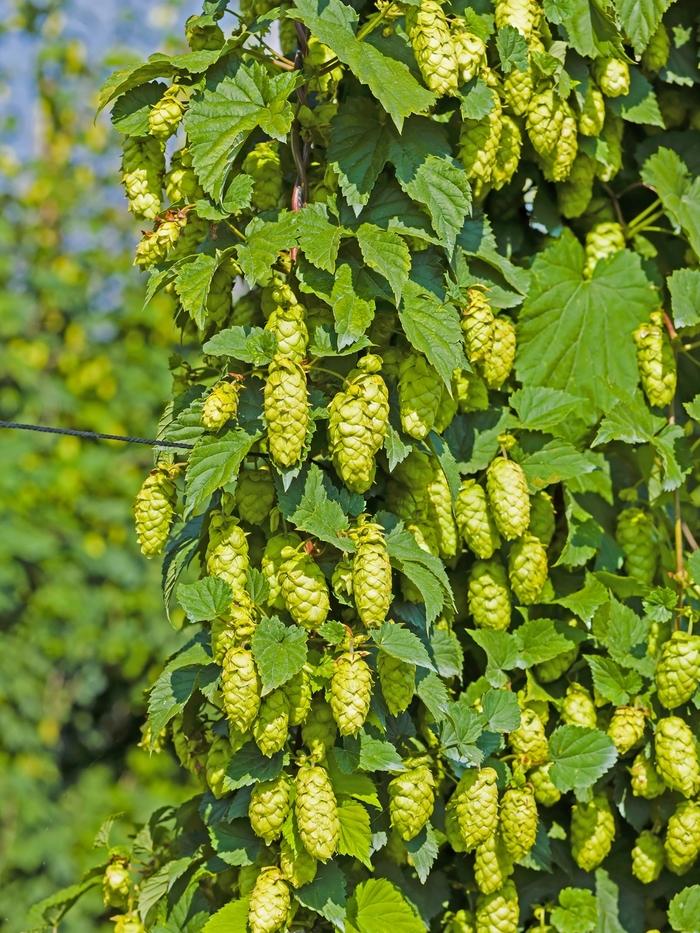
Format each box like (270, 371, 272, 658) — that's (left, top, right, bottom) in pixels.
(330, 651, 373, 736)
(261, 532, 302, 611)
(509, 708, 549, 767)
(584, 221, 626, 277)
(165, 147, 203, 203)
(443, 909, 477, 933)
(540, 102, 578, 182)
(279, 838, 317, 889)
(378, 652, 416, 716)
(185, 15, 224, 50)
(529, 763, 561, 807)
(264, 355, 309, 469)
(528, 491, 556, 547)
(247, 867, 291, 933)
(249, 773, 291, 844)
(634, 310, 677, 408)
(221, 646, 261, 732)
(558, 151, 596, 219)
(206, 512, 249, 592)
(398, 351, 443, 439)
(615, 508, 657, 584)
(475, 880, 519, 933)
(571, 794, 616, 871)
(491, 117, 523, 192)
(453, 29, 486, 83)
(426, 456, 459, 560)
(578, 82, 606, 136)
(494, 0, 539, 37)
(655, 631, 700, 709)
(242, 142, 283, 211)
(133, 464, 177, 557)
(474, 831, 514, 895)
(121, 135, 164, 219)
(479, 315, 517, 388)
(500, 785, 538, 860)
(455, 479, 501, 559)
(405, 0, 458, 97)
(654, 716, 700, 797)
(252, 688, 290, 756)
(301, 698, 337, 762)
(148, 87, 185, 141)
(452, 767, 499, 850)
(279, 546, 330, 630)
(459, 88, 503, 196)
(295, 763, 340, 860)
(664, 800, 700, 875)
(284, 669, 312, 726)
(388, 765, 436, 841)
(526, 88, 564, 157)
(468, 558, 511, 630)
(264, 302, 308, 362)
(133, 218, 185, 268)
(508, 533, 548, 604)
(205, 734, 233, 798)
(607, 706, 646, 755)
(632, 830, 665, 883)
(461, 288, 495, 363)
(593, 57, 630, 97)
(629, 751, 666, 799)
(487, 457, 530, 540)
(535, 643, 578, 683)
(235, 467, 276, 526)
(103, 857, 130, 909)
(202, 381, 240, 431)
(561, 682, 598, 729)
(352, 516, 392, 626)
(502, 59, 534, 115)
(642, 23, 671, 74)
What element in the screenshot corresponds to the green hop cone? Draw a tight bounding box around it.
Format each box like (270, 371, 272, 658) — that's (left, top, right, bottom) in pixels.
(279, 546, 330, 630)
(615, 507, 657, 584)
(528, 491, 556, 547)
(664, 800, 700, 875)
(509, 708, 549, 767)
(206, 512, 249, 591)
(206, 261, 235, 326)
(655, 631, 700, 709)
(455, 479, 500, 559)
(571, 794, 616, 871)
(578, 82, 606, 136)
(487, 457, 530, 540)
(264, 355, 309, 469)
(561, 683, 597, 729)
(242, 141, 283, 211)
(249, 773, 291, 844)
(461, 288, 495, 364)
(405, 0, 458, 97)
(133, 218, 184, 268)
(535, 643, 578, 683)
(642, 23, 671, 73)
(248, 867, 291, 933)
(332, 555, 354, 604)
(165, 147, 203, 203)
(607, 706, 646, 755)
(426, 457, 459, 560)
(479, 316, 517, 389)
(261, 532, 302, 611)
(632, 830, 664, 883)
(654, 716, 700, 797)
(540, 102, 579, 182)
(500, 785, 538, 860)
(352, 517, 392, 627)
(235, 467, 276, 526)
(452, 767, 499, 850)
(629, 751, 666, 799)
(502, 60, 534, 116)
(495, 0, 539, 37)
(389, 765, 436, 841)
(444, 794, 466, 853)
(558, 152, 596, 219)
(474, 831, 514, 895)
(459, 88, 503, 196)
(205, 734, 233, 798)
(434, 381, 458, 434)
(279, 837, 317, 889)
(284, 669, 312, 726)
(114, 913, 146, 933)
(253, 688, 290, 757)
(593, 56, 630, 97)
(378, 651, 416, 716)
(134, 464, 176, 557)
(468, 558, 511, 630)
(529, 763, 561, 807)
(185, 15, 224, 50)
(121, 135, 164, 220)
(330, 652, 373, 736)
(475, 880, 519, 933)
(491, 116, 523, 191)
(453, 29, 485, 83)
(295, 763, 340, 860)
(398, 351, 443, 440)
(103, 857, 130, 909)
(583, 221, 625, 277)
(148, 87, 184, 141)
(202, 381, 240, 431)
(443, 909, 476, 933)
(302, 697, 337, 762)
(265, 302, 308, 362)
(634, 310, 677, 408)
(526, 88, 564, 157)
(508, 533, 548, 605)
(221, 646, 261, 732)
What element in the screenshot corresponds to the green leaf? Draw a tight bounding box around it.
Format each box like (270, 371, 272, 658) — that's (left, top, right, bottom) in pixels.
(327, 750, 381, 807)
(185, 62, 299, 201)
(358, 734, 405, 772)
(294, 861, 347, 928)
(516, 618, 578, 667)
(138, 858, 198, 922)
(610, 69, 663, 127)
(208, 820, 261, 867)
(404, 825, 439, 884)
(174, 254, 219, 330)
(287, 465, 353, 550)
(202, 898, 250, 933)
(331, 263, 376, 348)
(356, 224, 411, 303)
(26, 868, 103, 929)
(176, 576, 232, 622)
(401, 154, 472, 254)
(337, 799, 373, 868)
(669, 885, 700, 933)
(327, 98, 393, 211)
(496, 26, 529, 73)
(147, 642, 216, 738)
(185, 428, 261, 516)
(203, 325, 276, 365)
(469, 630, 520, 673)
(385, 523, 453, 624)
(430, 627, 464, 680)
(549, 725, 618, 793)
(461, 78, 495, 119)
(250, 616, 308, 694)
(668, 267, 700, 328)
(515, 231, 658, 420)
(549, 0, 619, 58)
(237, 212, 299, 285)
(642, 149, 700, 259)
(384, 422, 412, 472)
(510, 386, 585, 434)
(520, 440, 601, 489)
(222, 173, 255, 215)
(482, 689, 521, 733)
(587, 656, 642, 705)
(551, 887, 597, 933)
(556, 573, 609, 622)
(594, 869, 626, 933)
(296, 203, 345, 273)
(613, 0, 673, 56)
(226, 743, 284, 789)
(111, 81, 166, 135)
(371, 622, 434, 670)
(291, 0, 435, 129)
(593, 389, 664, 445)
(399, 280, 465, 389)
(348, 878, 425, 933)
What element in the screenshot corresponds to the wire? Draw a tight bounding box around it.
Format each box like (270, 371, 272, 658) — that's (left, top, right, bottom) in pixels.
(0, 420, 194, 450)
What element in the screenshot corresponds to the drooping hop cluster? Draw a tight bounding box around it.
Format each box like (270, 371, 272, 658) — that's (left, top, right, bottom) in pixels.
(634, 310, 677, 408)
(133, 464, 177, 557)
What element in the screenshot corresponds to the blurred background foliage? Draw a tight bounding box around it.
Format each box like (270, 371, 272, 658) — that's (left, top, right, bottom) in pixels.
(0, 0, 199, 928)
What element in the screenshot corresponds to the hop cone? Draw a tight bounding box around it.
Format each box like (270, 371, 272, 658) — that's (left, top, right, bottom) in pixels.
(434, 382, 458, 434)
(235, 467, 276, 526)
(456, 479, 500, 559)
(632, 830, 664, 883)
(221, 646, 261, 732)
(571, 794, 616, 871)
(509, 708, 549, 767)
(443, 909, 476, 933)
(103, 858, 130, 909)
(352, 518, 392, 627)
(607, 706, 646, 755)
(206, 734, 233, 799)
(502, 61, 534, 116)
(389, 766, 436, 841)
(480, 316, 517, 389)
(558, 152, 596, 219)
(185, 16, 224, 50)
(654, 716, 700, 797)
(500, 786, 538, 860)
(114, 913, 146, 933)
(444, 795, 466, 853)
(295, 763, 340, 860)
(526, 88, 564, 157)
(452, 767, 499, 850)
(629, 751, 666, 799)
(165, 147, 202, 203)
(284, 669, 312, 726)
(134, 218, 184, 268)
(202, 381, 240, 431)
(206, 513, 249, 592)
(487, 457, 530, 540)
(491, 116, 522, 191)
(529, 763, 561, 806)
(459, 89, 503, 196)
(261, 532, 302, 611)
(248, 867, 291, 933)
(561, 683, 597, 729)
(541, 102, 578, 182)
(264, 355, 309, 469)
(426, 457, 459, 560)
(584, 221, 625, 277)
(508, 533, 548, 605)
(134, 465, 176, 557)
(593, 57, 630, 97)
(474, 831, 514, 895)
(279, 546, 330, 630)
(148, 87, 184, 141)
(242, 141, 283, 211)
(468, 559, 511, 630)
(249, 773, 291, 844)
(475, 880, 519, 933)
(453, 29, 485, 83)
(665, 800, 700, 875)
(634, 310, 676, 408)
(265, 301, 308, 363)
(535, 643, 578, 683)
(655, 631, 700, 709)
(461, 288, 495, 363)
(206, 261, 235, 326)
(121, 136, 164, 220)
(398, 351, 443, 439)
(330, 652, 373, 736)
(279, 838, 317, 888)
(302, 698, 337, 762)
(405, 0, 458, 97)
(454, 369, 490, 413)
(495, 0, 539, 37)
(528, 491, 556, 547)
(253, 689, 290, 757)
(332, 555, 354, 604)
(578, 82, 606, 136)
(642, 23, 671, 73)
(616, 507, 657, 584)
(378, 651, 416, 716)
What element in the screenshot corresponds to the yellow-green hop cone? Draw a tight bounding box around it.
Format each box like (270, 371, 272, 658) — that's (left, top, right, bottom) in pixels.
(502, 62, 534, 116)
(103, 857, 130, 909)
(389, 765, 436, 841)
(221, 646, 261, 732)
(608, 706, 646, 755)
(206, 734, 233, 798)
(541, 104, 578, 182)
(634, 310, 677, 408)
(302, 698, 337, 762)
(571, 794, 616, 871)
(134, 219, 184, 268)
(121, 135, 164, 220)
(584, 221, 625, 277)
(202, 381, 240, 431)
(351, 354, 390, 450)
(495, 0, 539, 37)
(434, 382, 458, 434)
(405, 0, 458, 97)
(642, 23, 671, 74)
(353, 518, 392, 627)
(444, 794, 466, 853)
(148, 87, 184, 141)
(295, 763, 340, 860)
(561, 682, 597, 729)
(479, 316, 517, 389)
(456, 479, 500, 559)
(398, 351, 443, 439)
(654, 716, 700, 797)
(475, 880, 519, 933)
(459, 90, 503, 196)
(206, 512, 249, 591)
(443, 909, 476, 933)
(664, 800, 700, 875)
(629, 751, 666, 799)
(242, 141, 283, 212)
(265, 302, 308, 362)
(235, 467, 276, 526)
(378, 651, 416, 715)
(165, 147, 203, 203)
(527, 491, 556, 547)
(453, 29, 486, 83)
(280, 838, 317, 888)
(279, 546, 330, 630)
(461, 288, 495, 364)
(615, 507, 657, 584)
(468, 558, 511, 630)
(454, 368, 489, 412)
(558, 151, 596, 219)
(509, 708, 549, 767)
(332, 555, 354, 604)
(578, 82, 606, 136)
(264, 355, 309, 469)
(508, 533, 548, 605)
(284, 669, 312, 726)
(655, 631, 700, 709)
(114, 912, 146, 933)
(491, 116, 522, 191)
(452, 767, 499, 850)
(262, 533, 302, 611)
(593, 57, 630, 98)
(529, 763, 561, 807)
(535, 644, 578, 683)
(474, 831, 514, 895)
(330, 652, 373, 736)
(426, 459, 459, 560)
(249, 773, 291, 844)
(253, 689, 290, 757)
(632, 830, 664, 883)
(248, 866, 291, 933)
(526, 88, 564, 157)
(134, 464, 176, 557)
(500, 785, 538, 860)
(487, 457, 530, 540)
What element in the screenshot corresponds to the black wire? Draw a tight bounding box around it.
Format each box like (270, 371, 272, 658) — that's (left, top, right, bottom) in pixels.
(0, 421, 194, 450)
